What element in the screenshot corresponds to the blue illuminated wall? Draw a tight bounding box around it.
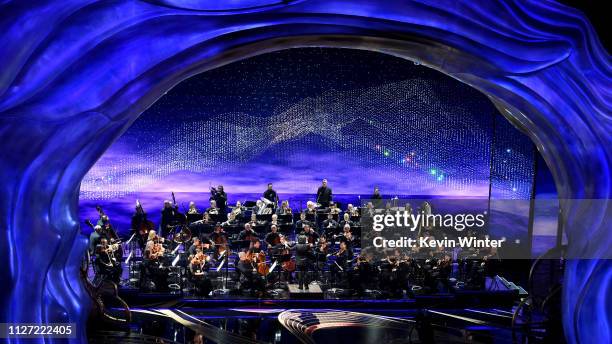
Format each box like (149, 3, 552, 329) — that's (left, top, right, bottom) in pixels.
(79, 48, 535, 232)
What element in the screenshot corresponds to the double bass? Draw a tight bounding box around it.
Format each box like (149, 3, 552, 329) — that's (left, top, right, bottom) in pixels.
(134, 200, 155, 237)
(97, 205, 120, 241)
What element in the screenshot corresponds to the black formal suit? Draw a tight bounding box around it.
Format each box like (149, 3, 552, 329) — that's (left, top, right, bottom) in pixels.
(263, 189, 278, 205)
(316, 186, 332, 207)
(295, 243, 314, 289)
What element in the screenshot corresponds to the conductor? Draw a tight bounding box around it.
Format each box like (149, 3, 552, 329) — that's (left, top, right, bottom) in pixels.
(295, 235, 315, 290)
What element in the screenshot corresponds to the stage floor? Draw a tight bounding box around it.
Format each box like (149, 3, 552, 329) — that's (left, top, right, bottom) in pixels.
(90, 305, 541, 344)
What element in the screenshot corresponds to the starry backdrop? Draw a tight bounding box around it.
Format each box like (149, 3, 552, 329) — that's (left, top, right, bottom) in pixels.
(79, 48, 537, 235)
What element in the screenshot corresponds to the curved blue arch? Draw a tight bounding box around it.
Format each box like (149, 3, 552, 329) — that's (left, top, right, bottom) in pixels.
(0, 1, 609, 343)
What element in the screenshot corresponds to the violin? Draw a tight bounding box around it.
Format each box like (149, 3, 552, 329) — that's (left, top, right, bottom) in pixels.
(190, 252, 209, 275)
(328, 245, 346, 258)
(149, 241, 165, 261)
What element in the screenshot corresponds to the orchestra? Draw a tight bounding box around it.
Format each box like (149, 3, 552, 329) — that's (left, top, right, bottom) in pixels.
(84, 182, 495, 298)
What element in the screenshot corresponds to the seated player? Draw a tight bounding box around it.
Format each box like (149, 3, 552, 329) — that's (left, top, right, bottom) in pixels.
(322, 213, 338, 236)
(265, 224, 281, 247)
(189, 248, 212, 297)
(299, 223, 320, 245)
(238, 223, 258, 242)
(236, 251, 266, 296)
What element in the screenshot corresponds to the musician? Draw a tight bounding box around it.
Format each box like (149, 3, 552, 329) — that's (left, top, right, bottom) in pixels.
(329, 202, 341, 215)
(210, 184, 228, 221)
(131, 203, 147, 229)
(316, 179, 333, 208)
(300, 223, 319, 244)
(98, 215, 118, 241)
(265, 224, 281, 247)
(144, 230, 163, 258)
(263, 183, 279, 207)
(236, 252, 265, 296)
(221, 212, 239, 227)
(371, 186, 383, 208)
(238, 223, 258, 242)
(131, 204, 150, 250)
(268, 214, 280, 230)
(351, 252, 373, 295)
(365, 202, 376, 216)
(378, 250, 403, 297)
(143, 231, 169, 291)
(230, 201, 245, 221)
(255, 199, 273, 215)
(346, 204, 359, 217)
(330, 241, 353, 287)
(269, 234, 288, 256)
(277, 235, 296, 283)
(188, 201, 199, 214)
(201, 212, 212, 224)
(295, 235, 315, 290)
(94, 237, 122, 284)
(189, 248, 212, 297)
(314, 236, 330, 280)
(206, 200, 219, 215)
(295, 212, 312, 232)
(207, 223, 228, 259)
(96, 213, 109, 227)
(188, 237, 202, 257)
(245, 213, 263, 231)
(160, 200, 178, 238)
(276, 200, 292, 215)
(248, 239, 263, 255)
(88, 225, 105, 254)
(322, 213, 338, 234)
(207, 223, 225, 243)
(338, 225, 357, 251)
(404, 202, 413, 215)
(339, 213, 354, 229)
(305, 201, 317, 215)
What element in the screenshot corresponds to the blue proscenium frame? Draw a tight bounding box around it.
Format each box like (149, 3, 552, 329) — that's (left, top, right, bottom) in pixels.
(0, 1, 609, 343)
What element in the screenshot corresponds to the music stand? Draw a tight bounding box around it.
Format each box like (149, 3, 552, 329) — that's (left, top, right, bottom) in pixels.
(186, 213, 201, 224)
(278, 214, 292, 224)
(256, 214, 272, 222)
(213, 250, 230, 295)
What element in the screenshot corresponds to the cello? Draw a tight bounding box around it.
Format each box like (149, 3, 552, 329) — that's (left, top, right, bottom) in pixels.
(255, 251, 270, 276)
